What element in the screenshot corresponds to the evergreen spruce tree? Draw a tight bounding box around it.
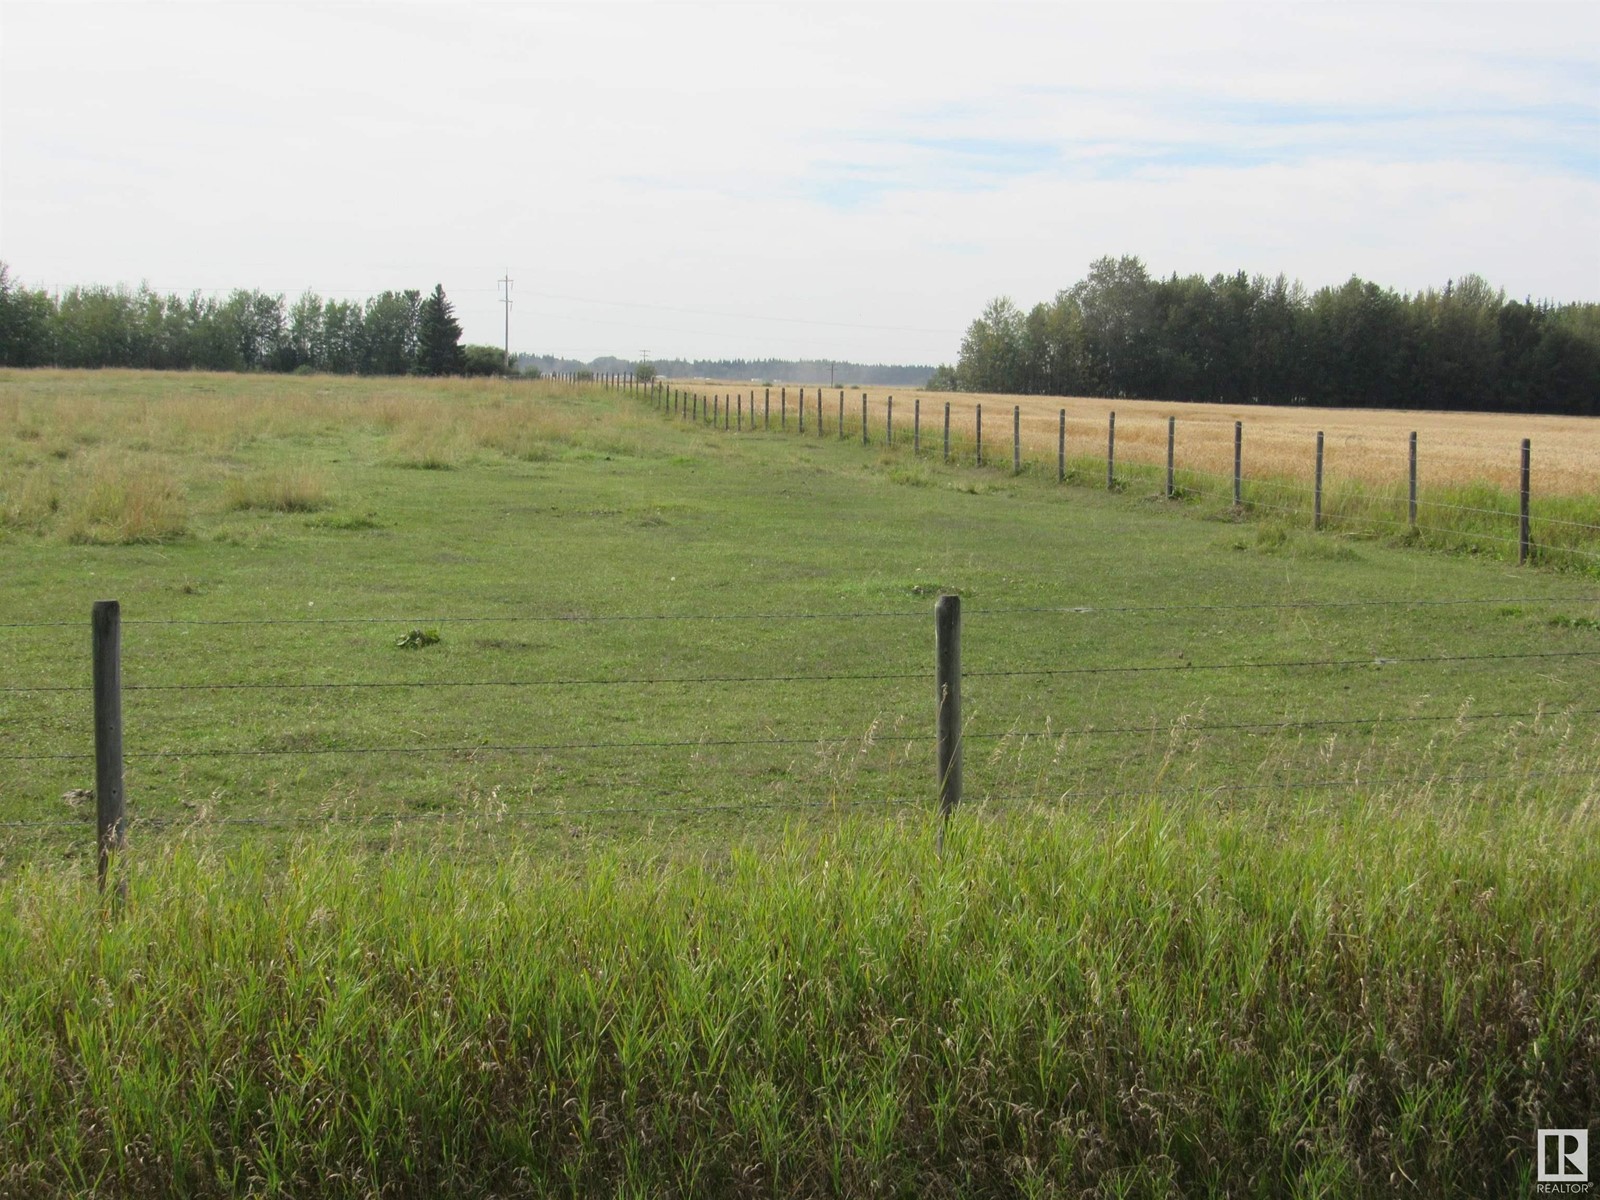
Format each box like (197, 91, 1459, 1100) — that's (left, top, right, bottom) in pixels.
(415, 284, 465, 376)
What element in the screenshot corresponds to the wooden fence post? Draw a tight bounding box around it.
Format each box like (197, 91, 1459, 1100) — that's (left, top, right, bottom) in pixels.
(1409, 431, 1418, 528)
(1013, 406, 1020, 474)
(1233, 421, 1243, 507)
(943, 402, 951, 462)
(976, 404, 983, 467)
(1520, 439, 1531, 565)
(1314, 431, 1324, 530)
(1107, 412, 1116, 490)
(1166, 416, 1175, 498)
(887, 396, 893, 446)
(799, 388, 806, 433)
(838, 391, 845, 439)
(862, 395, 869, 446)
(1058, 409, 1065, 482)
(914, 397, 921, 454)
(92, 600, 125, 898)
(935, 594, 962, 821)
(765, 388, 770, 430)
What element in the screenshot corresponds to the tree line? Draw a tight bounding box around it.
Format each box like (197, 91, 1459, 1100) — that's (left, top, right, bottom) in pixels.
(516, 355, 935, 387)
(0, 267, 512, 377)
(935, 257, 1600, 415)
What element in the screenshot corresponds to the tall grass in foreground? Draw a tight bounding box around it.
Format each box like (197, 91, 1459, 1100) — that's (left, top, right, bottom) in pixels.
(2, 796, 1595, 1198)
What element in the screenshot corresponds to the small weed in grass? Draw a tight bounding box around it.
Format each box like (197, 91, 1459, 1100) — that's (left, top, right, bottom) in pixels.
(395, 627, 441, 649)
(1550, 613, 1600, 631)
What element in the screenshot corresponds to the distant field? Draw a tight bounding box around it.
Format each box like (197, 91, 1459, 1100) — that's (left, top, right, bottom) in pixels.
(677, 377, 1600, 495)
(667, 378, 1600, 570)
(1, 369, 1596, 1197)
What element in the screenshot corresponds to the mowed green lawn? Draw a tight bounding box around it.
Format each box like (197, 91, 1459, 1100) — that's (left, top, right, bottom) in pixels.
(0, 371, 1596, 1198)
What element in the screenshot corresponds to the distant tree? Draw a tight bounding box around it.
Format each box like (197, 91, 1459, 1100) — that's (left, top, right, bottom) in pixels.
(0, 263, 54, 366)
(925, 364, 959, 391)
(1071, 255, 1156, 397)
(415, 284, 465, 376)
(957, 297, 1025, 392)
(635, 362, 657, 384)
(363, 289, 422, 375)
(463, 344, 508, 376)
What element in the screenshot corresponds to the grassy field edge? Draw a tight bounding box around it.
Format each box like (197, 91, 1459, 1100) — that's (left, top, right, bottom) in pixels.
(2, 797, 1596, 1198)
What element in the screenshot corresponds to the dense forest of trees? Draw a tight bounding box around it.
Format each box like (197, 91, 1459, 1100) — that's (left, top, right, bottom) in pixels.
(937, 257, 1600, 415)
(0, 266, 503, 377)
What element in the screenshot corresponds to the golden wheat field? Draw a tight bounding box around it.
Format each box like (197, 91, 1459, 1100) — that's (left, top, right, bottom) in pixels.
(678, 380, 1599, 498)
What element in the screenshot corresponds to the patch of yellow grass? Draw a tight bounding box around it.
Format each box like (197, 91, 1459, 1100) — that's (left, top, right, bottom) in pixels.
(683, 380, 1598, 497)
(223, 468, 332, 513)
(59, 451, 188, 544)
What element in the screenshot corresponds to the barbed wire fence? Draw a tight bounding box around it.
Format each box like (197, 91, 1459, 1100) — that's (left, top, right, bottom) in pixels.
(3, 593, 1598, 896)
(560, 372, 1600, 572)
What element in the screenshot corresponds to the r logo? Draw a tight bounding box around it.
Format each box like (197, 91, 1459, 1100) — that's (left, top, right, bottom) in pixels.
(1539, 1129, 1589, 1183)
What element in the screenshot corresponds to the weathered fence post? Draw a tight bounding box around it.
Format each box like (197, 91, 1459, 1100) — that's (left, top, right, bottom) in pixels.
(839, 391, 845, 439)
(1058, 409, 1066, 482)
(935, 594, 962, 822)
(1166, 416, 1175, 498)
(765, 388, 770, 430)
(782, 388, 787, 430)
(1408, 431, 1418, 528)
(862, 395, 869, 446)
(737, 395, 743, 432)
(887, 396, 894, 446)
(1233, 421, 1243, 507)
(817, 392, 823, 437)
(943, 402, 951, 462)
(1107, 411, 1116, 490)
(1314, 431, 1325, 530)
(976, 404, 984, 467)
(914, 397, 921, 454)
(1520, 438, 1531, 565)
(92, 600, 125, 898)
(799, 388, 806, 433)
(1013, 405, 1021, 474)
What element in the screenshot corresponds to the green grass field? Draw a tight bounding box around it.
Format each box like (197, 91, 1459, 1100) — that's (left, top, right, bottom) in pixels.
(1, 370, 1596, 1196)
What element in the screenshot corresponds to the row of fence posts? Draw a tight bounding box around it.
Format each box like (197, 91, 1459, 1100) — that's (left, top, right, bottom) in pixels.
(76, 593, 969, 894)
(597, 375, 1539, 567)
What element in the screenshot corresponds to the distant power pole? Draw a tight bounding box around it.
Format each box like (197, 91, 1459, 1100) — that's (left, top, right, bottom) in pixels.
(498, 273, 514, 370)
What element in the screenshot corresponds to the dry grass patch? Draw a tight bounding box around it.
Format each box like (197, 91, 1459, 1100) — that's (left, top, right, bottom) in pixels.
(59, 452, 187, 544)
(222, 468, 332, 513)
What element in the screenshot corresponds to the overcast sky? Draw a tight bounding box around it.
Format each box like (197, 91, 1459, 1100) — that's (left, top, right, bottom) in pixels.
(3, 1, 1596, 364)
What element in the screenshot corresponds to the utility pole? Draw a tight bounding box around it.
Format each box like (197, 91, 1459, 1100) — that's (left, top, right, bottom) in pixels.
(498, 273, 514, 371)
